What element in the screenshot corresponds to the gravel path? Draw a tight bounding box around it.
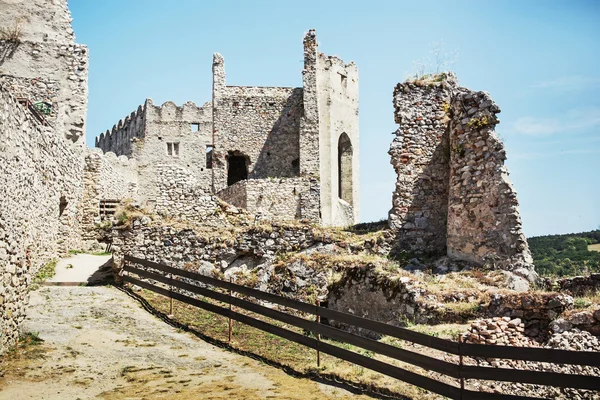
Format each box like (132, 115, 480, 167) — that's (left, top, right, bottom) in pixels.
(0, 284, 371, 399)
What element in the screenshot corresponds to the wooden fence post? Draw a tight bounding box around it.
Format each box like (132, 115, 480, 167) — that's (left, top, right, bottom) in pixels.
(168, 272, 174, 316)
(316, 299, 321, 368)
(228, 277, 233, 345)
(458, 334, 464, 400)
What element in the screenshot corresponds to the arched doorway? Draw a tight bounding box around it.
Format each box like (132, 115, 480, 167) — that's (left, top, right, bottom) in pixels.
(338, 133, 353, 205)
(227, 151, 249, 186)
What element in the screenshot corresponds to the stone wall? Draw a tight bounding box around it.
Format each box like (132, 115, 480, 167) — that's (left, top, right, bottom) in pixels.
(135, 100, 212, 206)
(81, 150, 137, 242)
(212, 53, 303, 192)
(216, 177, 320, 222)
(0, 0, 88, 143)
(111, 219, 317, 272)
(447, 89, 533, 272)
(313, 42, 360, 227)
(388, 76, 455, 254)
(0, 85, 84, 354)
(389, 74, 535, 278)
(154, 164, 218, 223)
(95, 103, 146, 156)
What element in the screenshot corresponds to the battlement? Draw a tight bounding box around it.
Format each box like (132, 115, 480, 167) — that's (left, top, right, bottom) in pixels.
(96, 102, 147, 156)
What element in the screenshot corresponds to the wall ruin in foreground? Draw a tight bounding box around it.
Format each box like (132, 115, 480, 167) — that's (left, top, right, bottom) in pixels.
(0, 86, 84, 353)
(389, 73, 534, 279)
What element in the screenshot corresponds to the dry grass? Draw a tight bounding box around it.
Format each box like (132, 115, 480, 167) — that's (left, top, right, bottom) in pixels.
(588, 243, 600, 252)
(137, 289, 449, 399)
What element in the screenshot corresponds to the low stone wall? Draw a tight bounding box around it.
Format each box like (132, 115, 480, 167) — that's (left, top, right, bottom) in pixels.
(111, 218, 317, 273)
(0, 85, 84, 354)
(217, 177, 320, 223)
(487, 293, 573, 338)
(327, 267, 435, 338)
(557, 274, 600, 296)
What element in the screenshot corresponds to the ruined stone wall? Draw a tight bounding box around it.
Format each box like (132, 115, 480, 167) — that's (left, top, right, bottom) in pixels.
(388, 76, 455, 255)
(216, 178, 320, 222)
(0, 0, 88, 143)
(95, 103, 146, 156)
(135, 100, 212, 206)
(112, 219, 317, 272)
(447, 89, 533, 272)
(0, 86, 84, 354)
(389, 74, 534, 276)
(315, 52, 359, 227)
(81, 150, 137, 242)
(154, 164, 218, 223)
(212, 54, 303, 192)
(298, 30, 359, 227)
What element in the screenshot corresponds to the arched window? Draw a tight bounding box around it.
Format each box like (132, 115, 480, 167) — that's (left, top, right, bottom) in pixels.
(338, 133, 353, 205)
(227, 151, 249, 186)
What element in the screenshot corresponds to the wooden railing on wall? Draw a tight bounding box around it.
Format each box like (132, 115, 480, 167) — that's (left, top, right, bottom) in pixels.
(122, 255, 600, 400)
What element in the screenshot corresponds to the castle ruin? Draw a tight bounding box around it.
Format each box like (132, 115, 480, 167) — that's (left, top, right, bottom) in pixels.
(95, 30, 360, 227)
(1, 0, 536, 356)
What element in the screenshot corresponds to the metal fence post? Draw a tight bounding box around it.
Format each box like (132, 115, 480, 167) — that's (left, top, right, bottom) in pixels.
(228, 277, 233, 345)
(169, 272, 174, 316)
(316, 299, 321, 368)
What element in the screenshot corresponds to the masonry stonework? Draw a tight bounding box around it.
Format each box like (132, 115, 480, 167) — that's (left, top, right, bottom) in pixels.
(0, 86, 84, 353)
(0, 0, 88, 143)
(389, 74, 535, 279)
(95, 31, 360, 227)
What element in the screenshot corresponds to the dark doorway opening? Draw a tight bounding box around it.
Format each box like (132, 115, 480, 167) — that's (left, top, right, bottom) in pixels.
(227, 152, 248, 186)
(59, 196, 67, 217)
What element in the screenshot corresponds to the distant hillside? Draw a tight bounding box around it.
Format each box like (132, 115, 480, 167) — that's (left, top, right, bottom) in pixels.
(529, 230, 600, 277)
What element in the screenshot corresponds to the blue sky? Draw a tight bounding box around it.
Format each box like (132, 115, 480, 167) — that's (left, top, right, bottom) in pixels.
(70, 0, 599, 237)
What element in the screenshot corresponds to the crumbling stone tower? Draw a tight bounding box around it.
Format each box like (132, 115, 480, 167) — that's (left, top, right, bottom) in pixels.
(300, 30, 360, 226)
(389, 73, 535, 281)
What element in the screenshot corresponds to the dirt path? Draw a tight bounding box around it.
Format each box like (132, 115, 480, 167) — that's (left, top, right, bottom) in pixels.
(0, 284, 374, 399)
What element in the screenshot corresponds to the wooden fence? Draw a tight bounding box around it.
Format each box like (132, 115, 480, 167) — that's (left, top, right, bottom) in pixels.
(122, 255, 600, 400)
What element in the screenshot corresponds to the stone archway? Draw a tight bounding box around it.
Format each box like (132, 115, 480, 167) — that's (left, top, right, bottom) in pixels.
(338, 133, 353, 205)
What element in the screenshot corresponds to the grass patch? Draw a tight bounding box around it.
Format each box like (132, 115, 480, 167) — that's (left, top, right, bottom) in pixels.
(135, 288, 450, 399)
(29, 259, 58, 290)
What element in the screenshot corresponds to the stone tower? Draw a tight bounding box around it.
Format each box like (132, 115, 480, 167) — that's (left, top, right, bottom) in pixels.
(301, 30, 360, 226)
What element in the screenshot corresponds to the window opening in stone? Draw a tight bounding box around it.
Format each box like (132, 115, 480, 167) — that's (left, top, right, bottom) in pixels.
(291, 158, 300, 175)
(338, 132, 353, 205)
(191, 123, 200, 132)
(167, 142, 179, 157)
(227, 151, 248, 186)
(206, 145, 213, 169)
(59, 196, 67, 217)
(339, 73, 347, 89)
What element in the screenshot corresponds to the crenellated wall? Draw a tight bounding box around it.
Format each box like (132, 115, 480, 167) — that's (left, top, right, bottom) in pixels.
(95, 103, 146, 156)
(0, 85, 84, 354)
(389, 74, 535, 279)
(136, 99, 212, 206)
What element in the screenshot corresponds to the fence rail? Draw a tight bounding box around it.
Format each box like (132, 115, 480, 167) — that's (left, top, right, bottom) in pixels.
(122, 255, 600, 399)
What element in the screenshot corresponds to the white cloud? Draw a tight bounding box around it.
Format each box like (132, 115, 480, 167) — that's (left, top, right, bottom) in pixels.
(513, 107, 600, 136)
(533, 76, 600, 91)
